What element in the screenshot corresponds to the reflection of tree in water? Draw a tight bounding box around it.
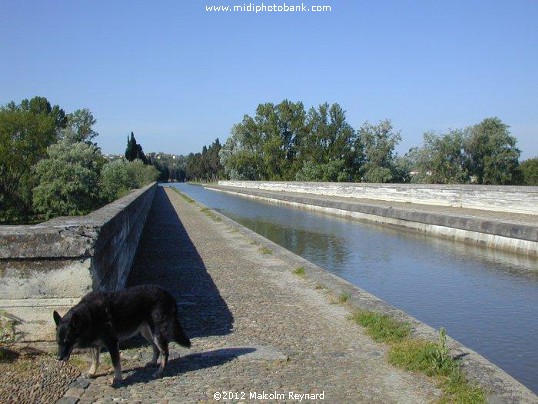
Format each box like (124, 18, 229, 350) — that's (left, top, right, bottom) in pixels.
(236, 217, 349, 270)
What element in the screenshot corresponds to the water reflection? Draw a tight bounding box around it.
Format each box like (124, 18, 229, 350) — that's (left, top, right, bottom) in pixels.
(236, 216, 349, 269)
(170, 184, 538, 393)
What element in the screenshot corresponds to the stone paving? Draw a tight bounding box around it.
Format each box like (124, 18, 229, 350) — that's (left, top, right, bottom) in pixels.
(60, 187, 441, 403)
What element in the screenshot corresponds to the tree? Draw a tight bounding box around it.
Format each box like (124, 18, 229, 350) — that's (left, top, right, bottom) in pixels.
(358, 120, 401, 183)
(0, 96, 66, 222)
(125, 132, 147, 163)
(464, 117, 520, 184)
(60, 108, 98, 144)
(33, 140, 105, 219)
(296, 103, 359, 182)
(220, 115, 265, 180)
(519, 157, 538, 185)
(408, 130, 468, 184)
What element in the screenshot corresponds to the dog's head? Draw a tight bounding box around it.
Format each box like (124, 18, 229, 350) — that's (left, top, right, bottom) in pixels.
(53, 310, 80, 361)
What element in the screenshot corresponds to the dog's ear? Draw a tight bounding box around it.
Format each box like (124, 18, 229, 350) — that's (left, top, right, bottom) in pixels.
(53, 311, 62, 326)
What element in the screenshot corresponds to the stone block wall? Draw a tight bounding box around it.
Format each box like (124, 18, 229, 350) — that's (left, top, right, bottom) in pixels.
(219, 181, 538, 215)
(0, 182, 157, 341)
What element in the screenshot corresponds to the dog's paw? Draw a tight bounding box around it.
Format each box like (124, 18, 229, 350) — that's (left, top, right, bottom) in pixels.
(145, 360, 158, 367)
(110, 376, 124, 387)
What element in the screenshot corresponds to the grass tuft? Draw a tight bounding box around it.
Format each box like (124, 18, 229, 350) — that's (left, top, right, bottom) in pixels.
(351, 311, 486, 403)
(171, 187, 195, 203)
(338, 292, 351, 304)
(293, 267, 306, 277)
(200, 207, 222, 222)
(259, 246, 273, 255)
(351, 310, 411, 343)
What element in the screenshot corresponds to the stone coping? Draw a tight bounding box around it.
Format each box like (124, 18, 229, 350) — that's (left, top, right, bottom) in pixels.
(0, 182, 158, 259)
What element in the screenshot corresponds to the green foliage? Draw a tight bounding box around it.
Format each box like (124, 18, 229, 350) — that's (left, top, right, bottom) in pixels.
(407, 130, 468, 184)
(147, 153, 187, 182)
(338, 292, 351, 304)
(125, 132, 147, 163)
(389, 334, 485, 403)
(295, 159, 348, 182)
(293, 267, 306, 277)
(170, 187, 195, 203)
(220, 100, 362, 182)
(0, 97, 66, 223)
(352, 312, 485, 403)
(351, 310, 411, 343)
(464, 117, 520, 184)
(186, 138, 224, 182)
(519, 157, 538, 185)
(405, 117, 522, 185)
(100, 159, 159, 203)
(59, 108, 98, 144)
(33, 140, 105, 219)
(358, 120, 402, 183)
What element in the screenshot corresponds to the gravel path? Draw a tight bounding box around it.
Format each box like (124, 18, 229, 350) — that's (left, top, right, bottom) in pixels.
(61, 187, 441, 403)
(0, 349, 81, 404)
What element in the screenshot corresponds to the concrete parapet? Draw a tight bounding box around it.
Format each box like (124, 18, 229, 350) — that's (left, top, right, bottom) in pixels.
(212, 182, 538, 256)
(219, 181, 538, 215)
(0, 182, 157, 341)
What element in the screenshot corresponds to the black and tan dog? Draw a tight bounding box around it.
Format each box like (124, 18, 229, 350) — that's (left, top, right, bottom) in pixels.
(53, 285, 191, 383)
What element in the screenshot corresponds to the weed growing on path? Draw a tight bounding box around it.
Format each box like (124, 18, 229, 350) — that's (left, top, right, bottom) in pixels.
(351, 310, 485, 403)
(293, 267, 306, 277)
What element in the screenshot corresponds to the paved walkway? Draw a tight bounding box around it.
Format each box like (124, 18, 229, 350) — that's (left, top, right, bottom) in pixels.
(64, 187, 441, 403)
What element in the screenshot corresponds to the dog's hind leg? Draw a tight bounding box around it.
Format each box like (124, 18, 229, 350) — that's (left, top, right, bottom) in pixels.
(139, 323, 160, 366)
(87, 347, 100, 377)
(152, 334, 169, 378)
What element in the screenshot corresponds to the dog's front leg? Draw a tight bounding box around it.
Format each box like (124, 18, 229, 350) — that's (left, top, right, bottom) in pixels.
(103, 336, 122, 384)
(87, 347, 100, 377)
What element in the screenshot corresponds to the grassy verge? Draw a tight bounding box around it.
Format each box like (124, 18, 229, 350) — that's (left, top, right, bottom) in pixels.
(200, 207, 222, 222)
(351, 310, 485, 403)
(170, 187, 195, 203)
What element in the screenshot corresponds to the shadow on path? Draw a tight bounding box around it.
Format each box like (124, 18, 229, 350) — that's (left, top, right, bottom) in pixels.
(117, 347, 256, 387)
(126, 186, 234, 339)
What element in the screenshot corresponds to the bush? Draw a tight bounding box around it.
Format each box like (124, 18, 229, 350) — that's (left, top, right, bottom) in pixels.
(33, 140, 104, 219)
(100, 159, 159, 203)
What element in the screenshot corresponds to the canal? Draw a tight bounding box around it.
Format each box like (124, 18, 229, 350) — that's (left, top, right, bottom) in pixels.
(171, 183, 538, 393)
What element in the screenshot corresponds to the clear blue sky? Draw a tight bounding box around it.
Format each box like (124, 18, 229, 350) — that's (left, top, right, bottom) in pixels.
(1, 1, 537, 159)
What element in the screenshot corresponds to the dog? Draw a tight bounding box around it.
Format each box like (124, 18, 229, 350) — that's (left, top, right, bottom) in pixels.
(53, 285, 191, 383)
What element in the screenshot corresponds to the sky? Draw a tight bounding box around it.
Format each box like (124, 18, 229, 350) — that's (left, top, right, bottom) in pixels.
(1, 1, 537, 160)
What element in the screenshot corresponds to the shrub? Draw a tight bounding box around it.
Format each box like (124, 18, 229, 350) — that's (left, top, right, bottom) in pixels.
(33, 140, 104, 219)
(100, 159, 159, 203)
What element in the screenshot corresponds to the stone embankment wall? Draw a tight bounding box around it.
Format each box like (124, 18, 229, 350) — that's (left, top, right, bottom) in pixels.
(215, 181, 538, 256)
(219, 181, 538, 215)
(0, 182, 157, 341)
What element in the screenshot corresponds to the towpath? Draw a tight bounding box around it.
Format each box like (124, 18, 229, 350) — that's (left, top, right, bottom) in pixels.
(62, 186, 440, 403)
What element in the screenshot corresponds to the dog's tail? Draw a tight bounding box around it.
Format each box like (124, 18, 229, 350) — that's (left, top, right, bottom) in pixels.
(173, 317, 191, 348)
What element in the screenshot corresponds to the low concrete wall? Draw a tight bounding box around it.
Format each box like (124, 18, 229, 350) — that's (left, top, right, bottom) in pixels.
(219, 181, 538, 215)
(212, 182, 538, 256)
(0, 182, 157, 341)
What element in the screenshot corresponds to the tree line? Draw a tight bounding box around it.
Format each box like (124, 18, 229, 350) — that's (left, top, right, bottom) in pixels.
(0, 97, 158, 224)
(2, 96, 536, 224)
(207, 100, 535, 185)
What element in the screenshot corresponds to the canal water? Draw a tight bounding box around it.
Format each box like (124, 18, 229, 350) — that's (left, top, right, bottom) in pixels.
(171, 183, 538, 393)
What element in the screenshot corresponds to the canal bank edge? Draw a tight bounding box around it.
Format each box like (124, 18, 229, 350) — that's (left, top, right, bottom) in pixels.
(195, 186, 537, 402)
(208, 183, 538, 257)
